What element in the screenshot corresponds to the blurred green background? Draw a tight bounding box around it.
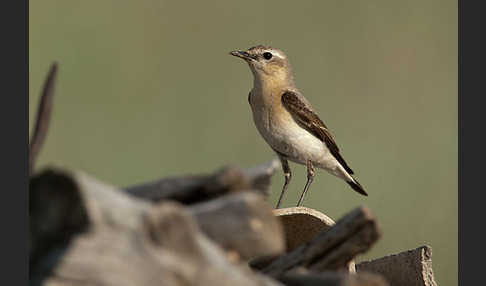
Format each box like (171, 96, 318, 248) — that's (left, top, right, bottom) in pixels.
(29, 0, 457, 285)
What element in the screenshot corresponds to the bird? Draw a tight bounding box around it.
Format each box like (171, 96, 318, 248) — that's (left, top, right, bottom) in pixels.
(230, 45, 367, 208)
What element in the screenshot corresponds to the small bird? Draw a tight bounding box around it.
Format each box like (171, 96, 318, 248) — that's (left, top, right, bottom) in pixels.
(230, 45, 367, 208)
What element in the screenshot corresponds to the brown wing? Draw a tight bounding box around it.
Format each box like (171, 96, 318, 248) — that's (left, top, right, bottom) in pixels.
(281, 91, 354, 175)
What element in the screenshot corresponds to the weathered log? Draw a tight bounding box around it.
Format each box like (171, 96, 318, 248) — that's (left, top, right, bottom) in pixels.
(356, 245, 437, 286)
(30, 167, 284, 286)
(124, 159, 280, 204)
(261, 206, 381, 277)
(279, 271, 389, 286)
(188, 192, 285, 261)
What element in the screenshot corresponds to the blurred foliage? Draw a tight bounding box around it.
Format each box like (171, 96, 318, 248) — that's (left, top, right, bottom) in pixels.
(30, 1, 457, 285)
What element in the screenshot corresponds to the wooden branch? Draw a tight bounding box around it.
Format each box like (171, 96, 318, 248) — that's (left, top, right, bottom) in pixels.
(29, 62, 58, 176)
(308, 220, 377, 272)
(261, 206, 381, 277)
(278, 271, 389, 286)
(188, 191, 285, 261)
(356, 245, 437, 286)
(124, 165, 249, 203)
(123, 159, 280, 204)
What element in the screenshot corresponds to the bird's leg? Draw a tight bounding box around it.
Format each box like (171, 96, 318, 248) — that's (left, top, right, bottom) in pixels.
(297, 161, 315, 207)
(275, 156, 292, 209)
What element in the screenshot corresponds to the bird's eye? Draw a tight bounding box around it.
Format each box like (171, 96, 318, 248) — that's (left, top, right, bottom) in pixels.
(263, 52, 273, 60)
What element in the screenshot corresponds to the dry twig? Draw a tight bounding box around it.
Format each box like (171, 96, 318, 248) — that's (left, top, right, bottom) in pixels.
(29, 62, 58, 175)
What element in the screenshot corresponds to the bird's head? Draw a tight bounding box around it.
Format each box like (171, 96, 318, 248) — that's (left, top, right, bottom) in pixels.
(230, 45, 294, 86)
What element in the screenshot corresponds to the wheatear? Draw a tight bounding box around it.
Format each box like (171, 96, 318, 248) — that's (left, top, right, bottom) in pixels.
(230, 45, 367, 208)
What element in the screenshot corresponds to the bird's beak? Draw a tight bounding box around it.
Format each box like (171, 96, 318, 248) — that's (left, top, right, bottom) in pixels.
(230, 50, 253, 61)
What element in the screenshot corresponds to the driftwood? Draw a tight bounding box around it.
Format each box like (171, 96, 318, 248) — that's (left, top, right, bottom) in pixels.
(356, 246, 438, 286)
(124, 159, 280, 204)
(30, 167, 284, 286)
(261, 206, 381, 277)
(279, 271, 389, 286)
(30, 165, 392, 286)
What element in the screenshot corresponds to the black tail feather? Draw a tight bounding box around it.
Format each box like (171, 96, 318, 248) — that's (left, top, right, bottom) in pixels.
(347, 177, 368, 196)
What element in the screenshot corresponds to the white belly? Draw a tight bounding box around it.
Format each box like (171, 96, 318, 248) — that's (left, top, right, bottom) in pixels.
(251, 104, 339, 171)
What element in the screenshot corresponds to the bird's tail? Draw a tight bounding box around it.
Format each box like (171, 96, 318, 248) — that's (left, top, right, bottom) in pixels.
(347, 176, 368, 196)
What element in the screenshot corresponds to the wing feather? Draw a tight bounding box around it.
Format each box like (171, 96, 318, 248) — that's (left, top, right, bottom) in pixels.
(281, 91, 354, 175)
